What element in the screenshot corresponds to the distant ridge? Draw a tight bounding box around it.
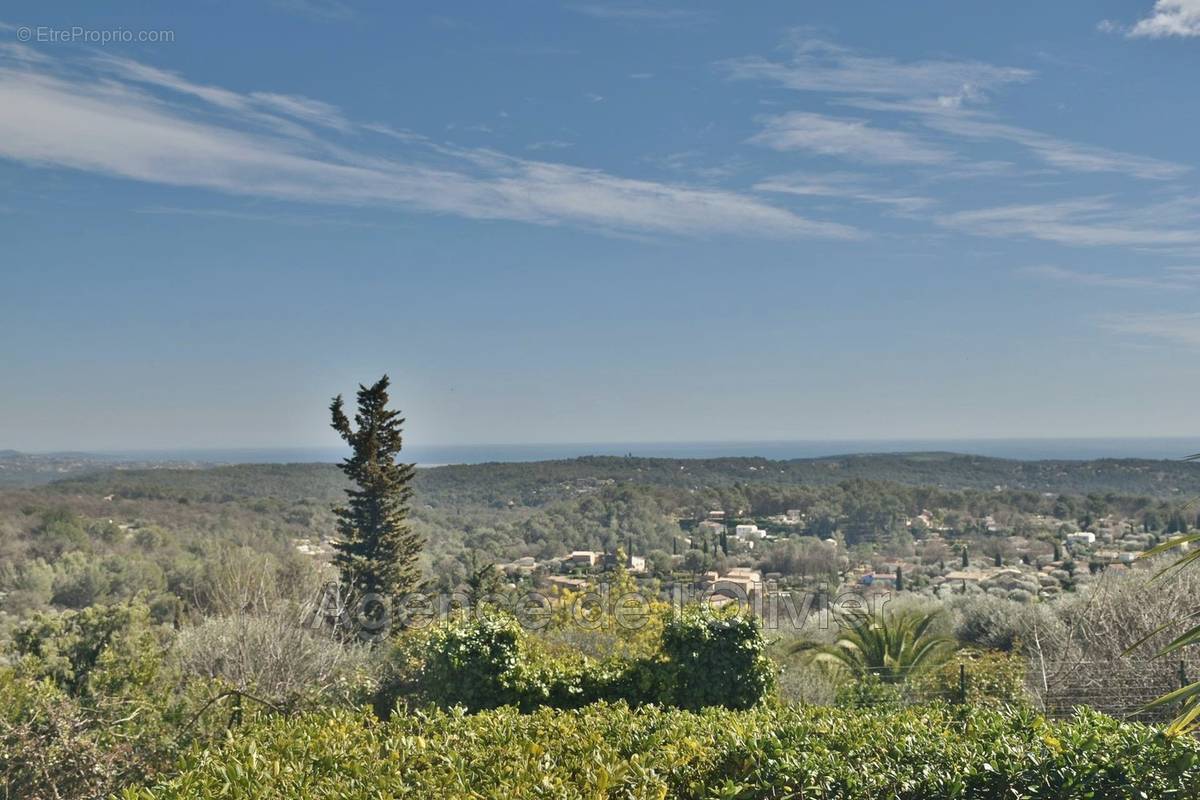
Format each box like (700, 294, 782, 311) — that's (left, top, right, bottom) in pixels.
(33, 450, 1200, 503)
(8, 436, 1200, 466)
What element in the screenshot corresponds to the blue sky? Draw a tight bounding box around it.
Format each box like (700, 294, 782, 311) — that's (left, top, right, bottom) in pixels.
(2, 1, 1200, 452)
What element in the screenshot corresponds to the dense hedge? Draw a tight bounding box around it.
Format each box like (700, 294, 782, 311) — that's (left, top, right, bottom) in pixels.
(125, 703, 1200, 799)
(379, 609, 776, 714)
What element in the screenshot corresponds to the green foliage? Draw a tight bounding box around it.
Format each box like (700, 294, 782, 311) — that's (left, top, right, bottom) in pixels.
(10, 602, 166, 696)
(833, 672, 906, 709)
(462, 552, 503, 610)
(0, 671, 144, 800)
(0, 602, 225, 800)
(1135, 530, 1200, 735)
(125, 703, 1200, 800)
(542, 564, 668, 660)
(377, 613, 594, 715)
(417, 614, 535, 711)
(660, 608, 776, 711)
(382, 608, 774, 715)
(913, 648, 1031, 706)
(329, 375, 423, 599)
(28, 508, 89, 560)
(794, 609, 956, 684)
(0, 559, 53, 616)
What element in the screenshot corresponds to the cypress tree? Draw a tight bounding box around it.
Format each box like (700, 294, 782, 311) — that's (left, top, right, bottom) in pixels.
(329, 375, 423, 600)
(894, 565, 904, 592)
(960, 546, 969, 568)
(465, 551, 502, 610)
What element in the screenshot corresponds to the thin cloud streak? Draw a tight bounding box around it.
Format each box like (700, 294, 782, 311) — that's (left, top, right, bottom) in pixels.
(923, 114, 1187, 181)
(569, 4, 711, 24)
(937, 198, 1200, 248)
(730, 36, 1187, 182)
(752, 112, 952, 165)
(0, 49, 858, 241)
(1024, 264, 1195, 291)
(755, 172, 933, 213)
(1100, 312, 1200, 348)
(723, 36, 1032, 100)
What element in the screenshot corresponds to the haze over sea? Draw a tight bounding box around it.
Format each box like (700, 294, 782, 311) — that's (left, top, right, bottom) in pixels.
(92, 438, 1200, 467)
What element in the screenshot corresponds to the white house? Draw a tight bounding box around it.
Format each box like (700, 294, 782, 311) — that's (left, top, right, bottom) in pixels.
(735, 524, 766, 540)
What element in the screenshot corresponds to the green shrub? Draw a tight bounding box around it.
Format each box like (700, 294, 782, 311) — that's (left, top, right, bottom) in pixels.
(381, 608, 775, 715)
(123, 703, 1200, 800)
(913, 647, 1030, 706)
(418, 613, 545, 711)
(834, 673, 905, 709)
(660, 608, 775, 710)
(1, 621, 220, 800)
(10, 602, 167, 696)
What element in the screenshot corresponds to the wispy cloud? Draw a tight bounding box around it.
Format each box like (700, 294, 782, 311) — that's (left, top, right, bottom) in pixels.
(755, 172, 933, 213)
(723, 35, 1033, 102)
(937, 198, 1200, 247)
(1128, 0, 1200, 38)
(569, 4, 711, 24)
(1023, 264, 1195, 290)
(0, 48, 858, 241)
(1100, 312, 1200, 348)
(527, 139, 574, 151)
(267, 0, 356, 21)
(0, 42, 50, 64)
(137, 205, 380, 228)
(921, 114, 1187, 180)
(93, 54, 351, 134)
(752, 112, 952, 165)
(730, 36, 1186, 182)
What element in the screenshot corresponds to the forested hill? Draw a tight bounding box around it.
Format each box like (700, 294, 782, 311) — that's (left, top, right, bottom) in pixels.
(421, 453, 1200, 504)
(40, 451, 1200, 506)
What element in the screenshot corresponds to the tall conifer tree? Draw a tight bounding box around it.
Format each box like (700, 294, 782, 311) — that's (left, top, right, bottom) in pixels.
(329, 376, 423, 599)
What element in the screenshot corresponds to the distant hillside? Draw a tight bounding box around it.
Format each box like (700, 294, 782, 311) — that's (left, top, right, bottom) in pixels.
(0, 450, 233, 488)
(0, 451, 151, 487)
(41, 451, 1200, 506)
(47, 462, 346, 503)
(419, 453, 1200, 505)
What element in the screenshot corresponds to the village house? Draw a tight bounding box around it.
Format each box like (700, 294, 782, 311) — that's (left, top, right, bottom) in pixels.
(565, 550, 601, 569)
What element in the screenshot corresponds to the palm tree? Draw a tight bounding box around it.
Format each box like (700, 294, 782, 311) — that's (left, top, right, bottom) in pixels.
(1133, 527, 1200, 735)
(793, 609, 955, 684)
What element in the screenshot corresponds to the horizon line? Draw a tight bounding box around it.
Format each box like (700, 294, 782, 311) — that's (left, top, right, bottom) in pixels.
(8, 434, 1200, 459)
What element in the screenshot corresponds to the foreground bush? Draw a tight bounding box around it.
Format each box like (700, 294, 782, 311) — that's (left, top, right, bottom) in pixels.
(0, 601, 353, 800)
(124, 703, 1199, 799)
(378, 608, 775, 714)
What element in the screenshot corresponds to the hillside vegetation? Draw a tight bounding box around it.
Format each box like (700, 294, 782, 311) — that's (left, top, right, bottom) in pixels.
(43, 452, 1200, 505)
(4, 452, 1200, 799)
